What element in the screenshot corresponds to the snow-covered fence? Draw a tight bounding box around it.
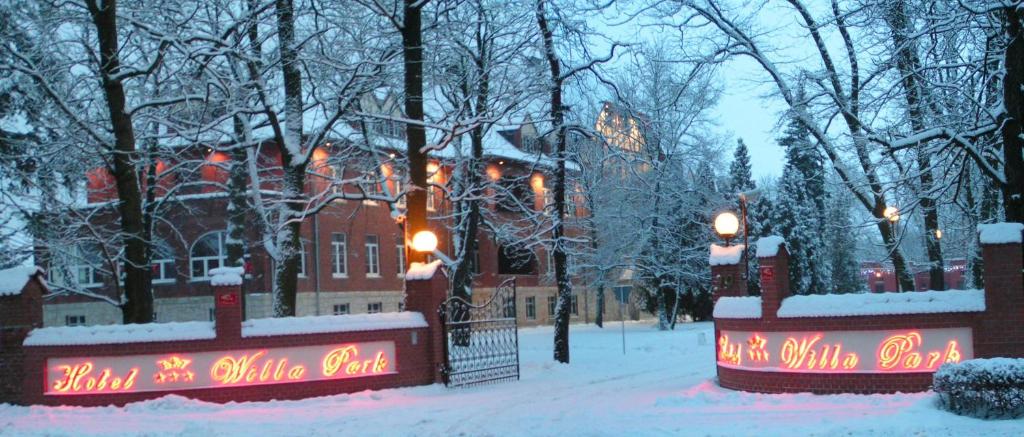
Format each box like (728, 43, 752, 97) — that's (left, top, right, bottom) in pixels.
(710, 223, 1024, 394)
(7, 265, 450, 406)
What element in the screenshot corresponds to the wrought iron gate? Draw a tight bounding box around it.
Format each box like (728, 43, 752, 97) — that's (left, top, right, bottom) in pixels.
(439, 278, 520, 387)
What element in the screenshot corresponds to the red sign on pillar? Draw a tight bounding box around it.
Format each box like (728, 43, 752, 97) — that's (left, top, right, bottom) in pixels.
(760, 266, 774, 282)
(217, 292, 239, 307)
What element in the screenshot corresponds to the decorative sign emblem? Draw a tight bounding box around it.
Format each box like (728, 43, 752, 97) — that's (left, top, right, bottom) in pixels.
(760, 266, 774, 281)
(216, 292, 239, 306)
(717, 328, 971, 373)
(46, 341, 397, 396)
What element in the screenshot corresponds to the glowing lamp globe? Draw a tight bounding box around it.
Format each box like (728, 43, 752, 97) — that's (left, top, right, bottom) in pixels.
(411, 230, 439, 253)
(883, 206, 900, 223)
(714, 212, 739, 239)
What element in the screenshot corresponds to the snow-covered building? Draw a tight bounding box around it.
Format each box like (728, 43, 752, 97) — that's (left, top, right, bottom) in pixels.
(34, 92, 638, 328)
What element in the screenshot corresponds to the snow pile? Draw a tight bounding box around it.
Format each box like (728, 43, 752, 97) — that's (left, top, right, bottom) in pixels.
(0, 266, 43, 296)
(242, 312, 428, 338)
(977, 222, 1023, 245)
(934, 358, 1024, 419)
(209, 267, 245, 286)
(405, 260, 442, 280)
(713, 296, 762, 319)
(755, 236, 785, 258)
(24, 321, 216, 346)
(709, 244, 744, 266)
(777, 289, 985, 318)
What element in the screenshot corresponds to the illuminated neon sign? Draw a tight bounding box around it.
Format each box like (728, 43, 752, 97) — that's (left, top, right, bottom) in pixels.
(717, 328, 972, 373)
(46, 341, 396, 395)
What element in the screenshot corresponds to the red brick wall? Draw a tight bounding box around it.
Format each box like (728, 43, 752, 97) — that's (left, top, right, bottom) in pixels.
(20, 275, 449, 406)
(713, 238, 1024, 394)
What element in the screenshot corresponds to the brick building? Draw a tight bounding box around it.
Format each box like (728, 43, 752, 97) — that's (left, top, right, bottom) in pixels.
(38, 96, 643, 328)
(860, 259, 968, 292)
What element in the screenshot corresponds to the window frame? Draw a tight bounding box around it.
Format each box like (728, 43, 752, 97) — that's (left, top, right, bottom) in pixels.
(365, 235, 380, 277)
(190, 231, 228, 281)
(367, 302, 383, 314)
(333, 303, 350, 315)
(331, 233, 348, 278)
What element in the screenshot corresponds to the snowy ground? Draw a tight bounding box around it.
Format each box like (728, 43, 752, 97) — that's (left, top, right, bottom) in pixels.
(1, 322, 1019, 436)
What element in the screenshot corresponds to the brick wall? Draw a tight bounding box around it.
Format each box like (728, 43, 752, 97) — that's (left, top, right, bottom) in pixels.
(16, 269, 448, 406)
(711, 235, 1024, 394)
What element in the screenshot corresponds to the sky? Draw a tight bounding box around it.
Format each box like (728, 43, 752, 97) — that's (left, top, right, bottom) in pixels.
(712, 57, 788, 181)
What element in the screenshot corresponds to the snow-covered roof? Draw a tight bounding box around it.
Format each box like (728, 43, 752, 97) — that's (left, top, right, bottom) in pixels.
(978, 222, 1023, 245)
(755, 236, 785, 258)
(713, 296, 762, 319)
(241, 312, 428, 338)
(0, 266, 44, 296)
(709, 244, 744, 266)
(24, 321, 216, 346)
(777, 289, 985, 318)
(405, 260, 442, 280)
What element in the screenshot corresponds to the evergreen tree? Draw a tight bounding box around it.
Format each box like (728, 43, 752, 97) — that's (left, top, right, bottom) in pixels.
(824, 178, 863, 293)
(773, 112, 831, 295)
(727, 139, 762, 295)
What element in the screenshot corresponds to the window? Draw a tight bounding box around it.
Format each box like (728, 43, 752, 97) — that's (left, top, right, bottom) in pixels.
(874, 282, 885, 293)
(65, 315, 86, 326)
(396, 243, 406, 276)
(543, 188, 554, 215)
(473, 250, 481, 275)
(61, 244, 102, 288)
(498, 244, 537, 275)
(365, 235, 380, 277)
(371, 119, 405, 139)
(571, 295, 579, 315)
(331, 233, 348, 277)
(209, 308, 215, 321)
(151, 239, 176, 284)
(497, 179, 531, 213)
(333, 303, 350, 315)
(503, 295, 516, 318)
(398, 302, 405, 312)
(525, 296, 536, 320)
(547, 296, 557, 317)
(190, 231, 227, 280)
(393, 176, 406, 208)
(367, 302, 382, 313)
(297, 240, 308, 278)
(426, 186, 436, 211)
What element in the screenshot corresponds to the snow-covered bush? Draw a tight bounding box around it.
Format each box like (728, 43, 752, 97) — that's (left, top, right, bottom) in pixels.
(933, 358, 1024, 419)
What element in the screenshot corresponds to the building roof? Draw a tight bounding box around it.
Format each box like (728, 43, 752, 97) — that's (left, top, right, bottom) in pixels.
(0, 265, 44, 296)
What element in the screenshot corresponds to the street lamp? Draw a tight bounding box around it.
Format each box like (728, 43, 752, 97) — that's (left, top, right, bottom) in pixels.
(410, 230, 453, 265)
(883, 206, 900, 223)
(714, 212, 739, 246)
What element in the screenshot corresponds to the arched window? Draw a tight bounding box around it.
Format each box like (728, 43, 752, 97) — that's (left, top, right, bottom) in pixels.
(190, 231, 227, 280)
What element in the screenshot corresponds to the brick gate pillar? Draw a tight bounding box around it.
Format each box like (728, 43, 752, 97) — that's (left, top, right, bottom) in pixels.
(710, 244, 746, 303)
(210, 267, 244, 341)
(404, 261, 448, 384)
(756, 236, 789, 320)
(976, 223, 1024, 358)
(0, 267, 45, 405)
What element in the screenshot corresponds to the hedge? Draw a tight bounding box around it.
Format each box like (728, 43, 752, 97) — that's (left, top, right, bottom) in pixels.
(932, 358, 1024, 419)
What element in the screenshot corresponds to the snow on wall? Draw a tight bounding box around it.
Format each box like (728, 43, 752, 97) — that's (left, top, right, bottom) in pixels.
(405, 260, 442, 280)
(709, 244, 745, 266)
(0, 266, 43, 296)
(209, 267, 245, 286)
(978, 222, 1023, 245)
(241, 312, 428, 338)
(755, 236, 785, 258)
(777, 289, 985, 318)
(24, 321, 216, 346)
(713, 296, 762, 319)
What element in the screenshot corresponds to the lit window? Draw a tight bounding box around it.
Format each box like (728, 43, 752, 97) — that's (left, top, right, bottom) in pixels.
(367, 302, 382, 313)
(333, 303, 350, 315)
(365, 235, 380, 277)
(190, 231, 228, 280)
(331, 233, 348, 277)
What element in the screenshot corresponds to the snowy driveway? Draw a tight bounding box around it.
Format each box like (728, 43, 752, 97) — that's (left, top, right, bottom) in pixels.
(0, 322, 1019, 436)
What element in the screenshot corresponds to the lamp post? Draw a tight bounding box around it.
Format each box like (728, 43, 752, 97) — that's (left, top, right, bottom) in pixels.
(714, 212, 739, 246)
(883, 206, 903, 291)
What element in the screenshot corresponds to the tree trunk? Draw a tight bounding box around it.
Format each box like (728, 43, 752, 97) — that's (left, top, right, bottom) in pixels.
(595, 283, 604, 328)
(1002, 7, 1024, 223)
(403, 0, 429, 265)
(85, 0, 152, 324)
(884, 0, 945, 290)
(537, 0, 572, 363)
(273, 0, 305, 317)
